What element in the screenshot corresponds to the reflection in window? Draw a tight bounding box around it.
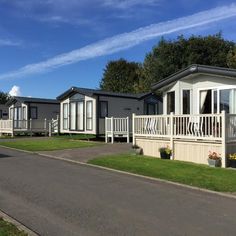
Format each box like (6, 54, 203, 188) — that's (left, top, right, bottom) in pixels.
(167, 91, 175, 114)
(182, 90, 190, 114)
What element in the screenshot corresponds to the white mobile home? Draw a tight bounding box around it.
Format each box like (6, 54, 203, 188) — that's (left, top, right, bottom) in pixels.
(132, 65, 236, 167)
(4, 96, 60, 134)
(57, 87, 162, 136)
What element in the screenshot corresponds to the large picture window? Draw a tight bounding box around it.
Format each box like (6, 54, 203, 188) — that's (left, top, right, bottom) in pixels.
(182, 90, 190, 114)
(63, 103, 68, 130)
(167, 91, 175, 114)
(99, 101, 108, 118)
(86, 101, 93, 130)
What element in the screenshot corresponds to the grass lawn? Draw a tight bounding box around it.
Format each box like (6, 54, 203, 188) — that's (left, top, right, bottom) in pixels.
(89, 154, 236, 192)
(0, 218, 27, 236)
(0, 138, 99, 151)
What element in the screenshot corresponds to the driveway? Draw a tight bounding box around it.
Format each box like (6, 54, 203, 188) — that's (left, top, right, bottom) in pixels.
(0, 147, 236, 235)
(38, 143, 132, 163)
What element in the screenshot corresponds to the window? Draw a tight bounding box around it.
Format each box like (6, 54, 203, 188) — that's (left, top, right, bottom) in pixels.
(147, 103, 156, 115)
(99, 101, 108, 118)
(200, 90, 212, 114)
(0, 110, 2, 119)
(29, 107, 37, 119)
(77, 101, 84, 131)
(182, 90, 190, 114)
(23, 107, 26, 120)
(220, 89, 230, 113)
(167, 91, 175, 114)
(70, 102, 76, 130)
(86, 101, 93, 130)
(63, 103, 68, 130)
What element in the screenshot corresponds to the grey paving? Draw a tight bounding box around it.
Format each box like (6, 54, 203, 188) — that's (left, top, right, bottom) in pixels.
(38, 143, 132, 163)
(0, 147, 236, 236)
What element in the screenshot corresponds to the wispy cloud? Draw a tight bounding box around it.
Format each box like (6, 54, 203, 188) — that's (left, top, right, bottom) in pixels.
(1, 4, 236, 80)
(0, 38, 21, 47)
(102, 0, 160, 9)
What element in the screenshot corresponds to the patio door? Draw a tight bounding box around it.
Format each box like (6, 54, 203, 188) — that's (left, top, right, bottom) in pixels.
(70, 101, 84, 131)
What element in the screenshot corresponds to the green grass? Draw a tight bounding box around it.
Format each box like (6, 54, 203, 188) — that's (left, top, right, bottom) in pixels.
(89, 154, 236, 192)
(0, 218, 27, 236)
(55, 134, 96, 140)
(0, 138, 99, 151)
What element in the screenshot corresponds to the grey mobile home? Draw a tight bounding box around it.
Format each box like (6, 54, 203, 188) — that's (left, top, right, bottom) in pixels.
(57, 87, 162, 136)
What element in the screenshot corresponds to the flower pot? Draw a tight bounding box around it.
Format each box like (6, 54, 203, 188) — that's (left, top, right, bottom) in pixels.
(160, 152, 171, 159)
(208, 158, 221, 167)
(229, 159, 236, 168)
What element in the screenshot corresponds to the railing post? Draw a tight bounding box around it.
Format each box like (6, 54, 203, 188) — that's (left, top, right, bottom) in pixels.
(170, 112, 174, 159)
(56, 115, 60, 134)
(126, 117, 129, 143)
(105, 117, 108, 143)
(132, 113, 135, 146)
(30, 118, 32, 136)
(221, 110, 227, 168)
(49, 121, 52, 137)
(11, 119, 14, 137)
(44, 118, 47, 136)
(111, 116, 114, 144)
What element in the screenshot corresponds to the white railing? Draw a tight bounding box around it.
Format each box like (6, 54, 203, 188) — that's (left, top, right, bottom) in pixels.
(133, 112, 232, 142)
(105, 117, 130, 143)
(49, 117, 59, 136)
(0, 119, 54, 136)
(0, 120, 13, 135)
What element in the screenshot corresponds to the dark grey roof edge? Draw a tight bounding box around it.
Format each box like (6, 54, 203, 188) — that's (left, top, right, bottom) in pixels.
(151, 64, 236, 91)
(6, 96, 59, 106)
(57, 86, 154, 101)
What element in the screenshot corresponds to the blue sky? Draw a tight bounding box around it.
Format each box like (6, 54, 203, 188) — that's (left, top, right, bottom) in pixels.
(0, 0, 236, 98)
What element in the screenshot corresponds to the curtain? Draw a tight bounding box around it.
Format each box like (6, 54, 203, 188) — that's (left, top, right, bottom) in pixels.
(77, 102, 84, 130)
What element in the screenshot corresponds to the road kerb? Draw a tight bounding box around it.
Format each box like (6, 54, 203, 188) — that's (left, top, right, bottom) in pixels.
(0, 209, 39, 236)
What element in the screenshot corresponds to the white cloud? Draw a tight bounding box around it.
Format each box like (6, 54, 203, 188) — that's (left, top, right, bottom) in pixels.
(9, 86, 21, 96)
(0, 4, 236, 80)
(0, 39, 21, 47)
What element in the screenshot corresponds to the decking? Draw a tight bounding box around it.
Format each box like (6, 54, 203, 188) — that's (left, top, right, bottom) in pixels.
(0, 118, 59, 136)
(132, 111, 236, 167)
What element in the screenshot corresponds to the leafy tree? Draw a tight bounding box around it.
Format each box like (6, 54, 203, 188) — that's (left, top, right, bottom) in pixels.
(0, 91, 10, 104)
(142, 33, 235, 91)
(100, 58, 143, 93)
(227, 46, 236, 68)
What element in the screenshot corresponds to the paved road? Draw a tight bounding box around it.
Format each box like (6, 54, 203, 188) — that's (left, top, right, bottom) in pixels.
(0, 147, 236, 236)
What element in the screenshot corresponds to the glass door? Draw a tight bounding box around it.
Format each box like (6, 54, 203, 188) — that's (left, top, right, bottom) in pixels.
(77, 101, 84, 131)
(70, 102, 76, 130)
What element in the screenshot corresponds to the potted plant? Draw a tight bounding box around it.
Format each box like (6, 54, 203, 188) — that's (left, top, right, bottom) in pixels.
(132, 144, 143, 155)
(228, 153, 236, 168)
(159, 146, 172, 159)
(208, 151, 221, 167)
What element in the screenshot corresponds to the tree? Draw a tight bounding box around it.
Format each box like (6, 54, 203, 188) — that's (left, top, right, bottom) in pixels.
(227, 46, 236, 68)
(100, 58, 143, 93)
(142, 33, 235, 91)
(0, 91, 10, 104)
